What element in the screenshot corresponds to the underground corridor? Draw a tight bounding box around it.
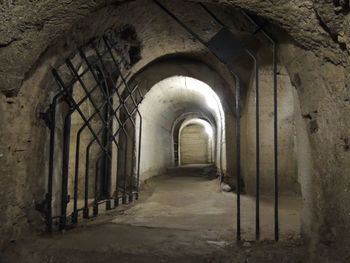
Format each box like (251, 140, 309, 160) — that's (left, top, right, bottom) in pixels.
(0, 0, 349, 262)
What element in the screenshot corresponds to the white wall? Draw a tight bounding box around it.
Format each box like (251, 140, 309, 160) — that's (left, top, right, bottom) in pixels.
(136, 76, 225, 183)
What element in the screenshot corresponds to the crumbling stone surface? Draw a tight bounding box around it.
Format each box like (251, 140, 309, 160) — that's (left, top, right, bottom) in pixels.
(0, 0, 349, 94)
(0, 1, 349, 262)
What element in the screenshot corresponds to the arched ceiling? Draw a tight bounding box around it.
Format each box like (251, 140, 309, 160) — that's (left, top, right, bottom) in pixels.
(0, 0, 348, 95)
(139, 76, 224, 132)
(179, 118, 214, 138)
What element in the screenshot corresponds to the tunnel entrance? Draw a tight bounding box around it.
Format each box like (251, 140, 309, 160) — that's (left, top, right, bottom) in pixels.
(40, 1, 303, 245)
(136, 75, 226, 181)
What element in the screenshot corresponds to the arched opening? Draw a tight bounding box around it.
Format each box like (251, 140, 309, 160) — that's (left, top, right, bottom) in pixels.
(178, 119, 214, 165)
(135, 75, 226, 183)
(1, 0, 349, 262)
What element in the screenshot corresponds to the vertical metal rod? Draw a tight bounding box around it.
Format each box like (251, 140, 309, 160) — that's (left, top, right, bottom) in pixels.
(82, 44, 132, 204)
(46, 97, 59, 231)
(273, 43, 279, 241)
(122, 112, 129, 204)
(65, 60, 120, 149)
(76, 100, 110, 218)
(93, 157, 101, 216)
(250, 51, 260, 241)
(60, 114, 72, 230)
(102, 83, 110, 200)
(136, 112, 143, 196)
(102, 38, 143, 201)
(72, 131, 81, 224)
(115, 131, 122, 206)
(235, 76, 241, 241)
(84, 127, 107, 216)
(153, 0, 244, 241)
(84, 145, 90, 218)
(242, 11, 279, 241)
(244, 49, 260, 241)
(129, 122, 136, 202)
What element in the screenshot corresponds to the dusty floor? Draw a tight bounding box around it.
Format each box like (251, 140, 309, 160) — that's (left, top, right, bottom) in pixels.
(1, 165, 306, 263)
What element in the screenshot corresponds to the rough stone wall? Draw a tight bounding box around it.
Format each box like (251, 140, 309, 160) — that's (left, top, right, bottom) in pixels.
(241, 64, 299, 195)
(278, 42, 350, 262)
(0, 1, 349, 262)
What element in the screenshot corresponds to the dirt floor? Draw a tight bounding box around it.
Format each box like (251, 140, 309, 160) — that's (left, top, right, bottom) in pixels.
(1, 165, 306, 263)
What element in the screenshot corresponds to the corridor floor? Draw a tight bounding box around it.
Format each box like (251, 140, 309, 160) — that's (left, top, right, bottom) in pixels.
(2, 165, 305, 263)
(113, 165, 302, 241)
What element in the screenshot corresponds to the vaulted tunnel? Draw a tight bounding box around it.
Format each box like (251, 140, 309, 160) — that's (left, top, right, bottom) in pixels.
(0, 0, 349, 262)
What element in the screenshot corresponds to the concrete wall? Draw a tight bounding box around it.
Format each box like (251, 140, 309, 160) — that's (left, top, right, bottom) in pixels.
(180, 124, 211, 165)
(130, 59, 235, 181)
(136, 76, 225, 183)
(241, 64, 299, 195)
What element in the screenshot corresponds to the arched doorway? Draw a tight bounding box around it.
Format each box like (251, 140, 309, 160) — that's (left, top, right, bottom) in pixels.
(179, 119, 214, 165)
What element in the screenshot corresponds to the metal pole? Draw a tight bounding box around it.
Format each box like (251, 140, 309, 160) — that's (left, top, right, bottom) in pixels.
(242, 12, 279, 241)
(46, 96, 59, 231)
(273, 42, 279, 241)
(235, 76, 241, 241)
(254, 54, 260, 241)
(60, 113, 71, 230)
(153, 0, 243, 241)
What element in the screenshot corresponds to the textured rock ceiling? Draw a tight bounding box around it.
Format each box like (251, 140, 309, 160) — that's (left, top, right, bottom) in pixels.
(0, 0, 349, 94)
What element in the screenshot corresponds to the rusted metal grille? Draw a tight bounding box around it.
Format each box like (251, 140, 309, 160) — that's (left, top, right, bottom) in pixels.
(44, 32, 143, 231)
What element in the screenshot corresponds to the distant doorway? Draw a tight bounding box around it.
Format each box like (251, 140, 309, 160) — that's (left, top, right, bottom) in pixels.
(179, 122, 213, 165)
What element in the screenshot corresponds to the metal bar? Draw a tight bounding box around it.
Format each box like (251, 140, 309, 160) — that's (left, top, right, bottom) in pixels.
(46, 94, 61, 231)
(122, 111, 130, 204)
(74, 89, 121, 220)
(53, 69, 111, 157)
(153, 0, 207, 47)
(84, 122, 108, 212)
(49, 31, 144, 228)
(90, 40, 135, 202)
(79, 49, 135, 163)
(254, 53, 260, 241)
(152, 0, 243, 241)
(246, 50, 260, 241)
(273, 43, 279, 241)
(242, 12, 279, 241)
(84, 145, 90, 218)
(103, 82, 112, 202)
(136, 111, 143, 196)
(93, 157, 101, 216)
(65, 60, 121, 151)
(201, 3, 262, 240)
(198, 3, 225, 27)
(54, 69, 114, 224)
(72, 126, 81, 224)
(235, 76, 241, 241)
(60, 107, 72, 230)
(101, 37, 144, 201)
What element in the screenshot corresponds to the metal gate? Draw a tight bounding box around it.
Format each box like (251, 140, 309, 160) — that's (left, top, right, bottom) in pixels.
(43, 31, 143, 231)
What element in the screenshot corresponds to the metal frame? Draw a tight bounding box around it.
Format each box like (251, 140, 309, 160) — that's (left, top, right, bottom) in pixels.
(153, 0, 279, 241)
(44, 31, 143, 231)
